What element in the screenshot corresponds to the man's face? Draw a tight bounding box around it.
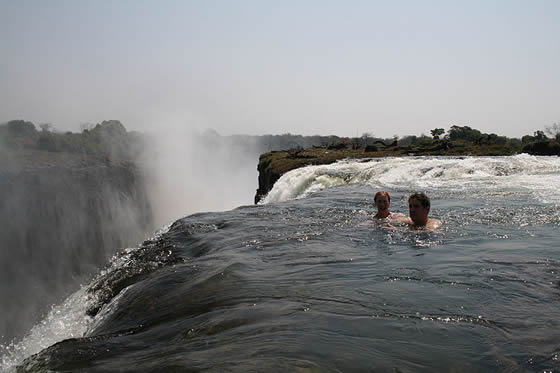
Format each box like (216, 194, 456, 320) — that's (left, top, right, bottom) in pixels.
(375, 195, 390, 211)
(408, 198, 429, 223)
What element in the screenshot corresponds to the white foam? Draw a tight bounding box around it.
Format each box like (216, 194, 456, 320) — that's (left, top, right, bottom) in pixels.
(0, 220, 176, 372)
(261, 155, 560, 203)
(0, 287, 93, 371)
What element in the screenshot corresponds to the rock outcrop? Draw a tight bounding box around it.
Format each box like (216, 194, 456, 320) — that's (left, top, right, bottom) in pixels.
(254, 148, 368, 203)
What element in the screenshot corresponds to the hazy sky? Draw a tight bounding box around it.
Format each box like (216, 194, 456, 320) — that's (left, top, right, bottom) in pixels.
(1, 0, 559, 138)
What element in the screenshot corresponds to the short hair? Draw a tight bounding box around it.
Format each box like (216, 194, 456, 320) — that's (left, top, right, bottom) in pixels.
(374, 191, 390, 202)
(409, 192, 430, 208)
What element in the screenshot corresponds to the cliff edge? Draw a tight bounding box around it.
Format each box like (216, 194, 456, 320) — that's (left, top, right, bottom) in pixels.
(0, 120, 154, 343)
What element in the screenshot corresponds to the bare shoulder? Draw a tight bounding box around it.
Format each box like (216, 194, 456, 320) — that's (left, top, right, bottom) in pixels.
(392, 215, 411, 224)
(427, 218, 442, 230)
(390, 212, 406, 218)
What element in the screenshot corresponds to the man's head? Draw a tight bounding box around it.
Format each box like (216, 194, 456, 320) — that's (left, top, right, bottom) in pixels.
(374, 191, 390, 212)
(408, 192, 430, 225)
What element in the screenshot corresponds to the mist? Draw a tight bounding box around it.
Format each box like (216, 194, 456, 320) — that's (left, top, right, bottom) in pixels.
(139, 127, 261, 227)
(0, 119, 332, 345)
(0, 122, 154, 344)
(0, 120, 268, 345)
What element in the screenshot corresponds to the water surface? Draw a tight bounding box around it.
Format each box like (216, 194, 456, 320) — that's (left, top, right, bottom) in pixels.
(3, 155, 560, 372)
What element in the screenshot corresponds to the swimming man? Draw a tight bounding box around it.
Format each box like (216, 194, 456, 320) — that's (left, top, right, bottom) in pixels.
(404, 192, 442, 230)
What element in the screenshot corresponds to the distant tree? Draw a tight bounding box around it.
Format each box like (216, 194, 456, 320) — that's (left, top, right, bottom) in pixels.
(80, 123, 94, 132)
(39, 123, 53, 132)
(417, 133, 432, 146)
(37, 132, 61, 152)
(5, 120, 37, 136)
(545, 123, 560, 141)
(448, 125, 483, 142)
(522, 135, 535, 144)
(1, 120, 39, 148)
(523, 140, 560, 155)
(486, 133, 507, 145)
(361, 132, 373, 146)
(534, 130, 548, 142)
(430, 128, 445, 140)
(398, 135, 417, 146)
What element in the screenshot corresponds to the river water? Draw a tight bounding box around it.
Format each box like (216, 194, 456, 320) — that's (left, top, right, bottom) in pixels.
(2, 155, 560, 372)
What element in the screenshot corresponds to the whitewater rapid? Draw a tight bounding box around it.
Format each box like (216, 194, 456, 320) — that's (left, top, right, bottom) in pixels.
(261, 154, 560, 204)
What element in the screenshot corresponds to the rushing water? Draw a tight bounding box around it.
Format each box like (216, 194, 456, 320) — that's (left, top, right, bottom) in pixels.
(2, 155, 560, 372)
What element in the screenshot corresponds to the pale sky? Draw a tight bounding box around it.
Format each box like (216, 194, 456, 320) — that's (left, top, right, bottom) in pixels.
(1, 0, 559, 138)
